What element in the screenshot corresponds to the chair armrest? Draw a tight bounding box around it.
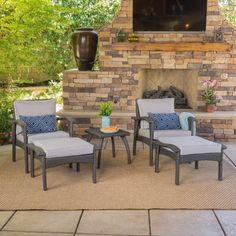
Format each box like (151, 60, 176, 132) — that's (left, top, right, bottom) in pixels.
(188, 116, 197, 136)
(12, 119, 26, 128)
(154, 139, 180, 153)
(56, 116, 78, 137)
(131, 116, 153, 124)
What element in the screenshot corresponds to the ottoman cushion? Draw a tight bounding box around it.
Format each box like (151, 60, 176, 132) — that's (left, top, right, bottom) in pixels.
(32, 137, 94, 158)
(158, 136, 222, 155)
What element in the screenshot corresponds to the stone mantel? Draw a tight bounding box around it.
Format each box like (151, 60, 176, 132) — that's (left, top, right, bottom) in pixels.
(112, 42, 230, 52)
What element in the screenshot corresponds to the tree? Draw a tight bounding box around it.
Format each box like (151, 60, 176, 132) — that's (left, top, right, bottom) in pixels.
(219, 0, 236, 26)
(0, 0, 120, 85)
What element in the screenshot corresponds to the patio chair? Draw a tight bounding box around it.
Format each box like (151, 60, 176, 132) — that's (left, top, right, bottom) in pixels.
(132, 98, 196, 166)
(12, 99, 75, 173)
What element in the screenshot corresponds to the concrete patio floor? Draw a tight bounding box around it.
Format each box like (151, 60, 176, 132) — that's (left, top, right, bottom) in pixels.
(0, 142, 236, 236)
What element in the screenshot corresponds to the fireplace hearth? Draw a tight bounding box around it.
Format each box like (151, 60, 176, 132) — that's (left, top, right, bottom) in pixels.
(143, 86, 190, 109)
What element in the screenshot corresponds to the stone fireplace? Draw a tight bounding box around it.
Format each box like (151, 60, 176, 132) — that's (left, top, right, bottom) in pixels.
(138, 69, 198, 109)
(62, 0, 236, 141)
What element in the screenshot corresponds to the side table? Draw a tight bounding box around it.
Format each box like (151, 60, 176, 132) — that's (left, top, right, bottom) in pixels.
(85, 127, 131, 168)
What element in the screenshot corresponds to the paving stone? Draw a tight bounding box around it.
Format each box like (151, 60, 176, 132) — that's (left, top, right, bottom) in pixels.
(215, 210, 236, 236)
(0, 232, 71, 236)
(4, 211, 81, 233)
(77, 210, 149, 235)
(150, 210, 224, 236)
(0, 212, 14, 229)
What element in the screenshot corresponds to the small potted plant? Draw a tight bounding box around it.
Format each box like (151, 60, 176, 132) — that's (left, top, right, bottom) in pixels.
(99, 102, 112, 128)
(201, 79, 217, 112)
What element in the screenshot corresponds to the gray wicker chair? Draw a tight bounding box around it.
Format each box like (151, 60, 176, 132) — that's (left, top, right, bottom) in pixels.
(12, 99, 75, 173)
(132, 98, 196, 166)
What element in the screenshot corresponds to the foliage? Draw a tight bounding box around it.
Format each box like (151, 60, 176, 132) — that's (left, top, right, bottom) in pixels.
(219, 0, 236, 26)
(0, 0, 120, 85)
(99, 102, 112, 116)
(0, 88, 30, 133)
(0, 79, 62, 135)
(201, 79, 217, 104)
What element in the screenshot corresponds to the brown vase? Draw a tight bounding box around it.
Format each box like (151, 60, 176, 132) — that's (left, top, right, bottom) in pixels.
(205, 104, 216, 112)
(72, 28, 98, 71)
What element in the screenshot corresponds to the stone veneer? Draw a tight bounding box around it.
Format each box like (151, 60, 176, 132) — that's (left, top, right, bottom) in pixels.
(62, 0, 236, 141)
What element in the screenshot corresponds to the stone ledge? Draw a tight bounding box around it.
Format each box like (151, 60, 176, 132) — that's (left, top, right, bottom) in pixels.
(58, 110, 236, 120)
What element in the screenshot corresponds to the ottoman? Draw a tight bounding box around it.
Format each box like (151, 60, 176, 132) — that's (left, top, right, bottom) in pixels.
(154, 136, 226, 185)
(28, 137, 96, 191)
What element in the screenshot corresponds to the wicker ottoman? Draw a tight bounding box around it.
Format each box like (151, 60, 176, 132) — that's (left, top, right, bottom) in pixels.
(154, 136, 226, 185)
(28, 137, 96, 191)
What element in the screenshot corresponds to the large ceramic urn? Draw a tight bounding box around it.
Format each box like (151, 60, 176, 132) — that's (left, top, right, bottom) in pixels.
(72, 28, 98, 71)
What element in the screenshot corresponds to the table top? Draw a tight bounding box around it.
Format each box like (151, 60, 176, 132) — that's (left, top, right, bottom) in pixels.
(85, 127, 130, 138)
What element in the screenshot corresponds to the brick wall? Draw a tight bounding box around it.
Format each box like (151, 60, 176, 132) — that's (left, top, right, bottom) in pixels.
(63, 0, 236, 112)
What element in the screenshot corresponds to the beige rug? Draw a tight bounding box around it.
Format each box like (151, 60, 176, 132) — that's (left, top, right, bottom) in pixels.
(0, 147, 236, 210)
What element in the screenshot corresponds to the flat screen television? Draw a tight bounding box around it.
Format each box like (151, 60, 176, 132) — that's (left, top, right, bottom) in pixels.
(133, 0, 207, 32)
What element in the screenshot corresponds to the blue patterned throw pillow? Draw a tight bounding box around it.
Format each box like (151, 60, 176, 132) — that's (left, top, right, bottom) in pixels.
(148, 113, 181, 130)
(19, 114, 57, 134)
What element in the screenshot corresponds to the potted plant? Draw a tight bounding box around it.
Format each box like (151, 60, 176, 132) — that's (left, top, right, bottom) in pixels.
(99, 102, 112, 128)
(201, 79, 217, 112)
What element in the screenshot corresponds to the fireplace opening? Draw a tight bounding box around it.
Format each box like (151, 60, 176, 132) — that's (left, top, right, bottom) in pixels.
(138, 69, 198, 110)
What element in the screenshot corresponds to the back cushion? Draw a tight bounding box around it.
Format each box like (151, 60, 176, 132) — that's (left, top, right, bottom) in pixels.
(14, 99, 56, 119)
(137, 98, 175, 129)
(20, 115, 57, 134)
(148, 113, 181, 130)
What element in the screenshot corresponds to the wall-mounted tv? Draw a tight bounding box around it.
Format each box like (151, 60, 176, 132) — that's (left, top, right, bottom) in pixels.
(133, 0, 207, 32)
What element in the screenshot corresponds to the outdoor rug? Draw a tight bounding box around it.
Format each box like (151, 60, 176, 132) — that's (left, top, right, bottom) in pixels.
(0, 145, 236, 210)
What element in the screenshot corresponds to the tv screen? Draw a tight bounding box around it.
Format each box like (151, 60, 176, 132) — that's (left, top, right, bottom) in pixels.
(133, 0, 207, 32)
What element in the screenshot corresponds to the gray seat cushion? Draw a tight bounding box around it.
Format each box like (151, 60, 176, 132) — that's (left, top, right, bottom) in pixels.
(17, 130, 69, 143)
(158, 136, 222, 155)
(32, 137, 94, 158)
(139, 128, 191, 139)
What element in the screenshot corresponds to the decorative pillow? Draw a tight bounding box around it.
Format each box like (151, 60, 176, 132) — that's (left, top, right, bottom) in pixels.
(19, 114, 57, 134)
(148, 113, 181, 130)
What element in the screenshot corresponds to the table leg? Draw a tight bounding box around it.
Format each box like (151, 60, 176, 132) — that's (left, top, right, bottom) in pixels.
(218, 160, 223, 181)
(195, 161, 199, 169)
(111, 137, 116, 158)
(97, 138, 104, 168)
(121, 136, 131, 164)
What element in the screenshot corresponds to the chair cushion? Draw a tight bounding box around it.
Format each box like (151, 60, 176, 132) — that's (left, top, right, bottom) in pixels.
(158, 136, 222, 155)
(32, 137, 94, 158)
(139, 129, 191, 139)
(148, 113, 181, 130)
(137, 98, 175, 129)
(14, 99, 56, 119)
(17, 130, 69, 143)
(20, 115, 57, 134)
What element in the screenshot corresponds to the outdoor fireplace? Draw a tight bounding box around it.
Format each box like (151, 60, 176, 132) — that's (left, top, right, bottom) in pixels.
(143, 86, 189, 109)
(138, 69, 198, 110)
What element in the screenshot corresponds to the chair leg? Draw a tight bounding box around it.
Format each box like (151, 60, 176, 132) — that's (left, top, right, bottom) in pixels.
(42, 158, 47, 191)
(195, 161, 199, 169)
(175, 153, 180, 185)
(218, 160, 223, 181)
(30, 150, 35, 178)
(69, 163, 73, 168)
(24, 144, 29, 174)
(76, 163, 80, 172)
(12, 141, 16, 162)
(133, 138, 137, 156)
(155, 146, 160, 173)
(149, 141, 153, 166)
